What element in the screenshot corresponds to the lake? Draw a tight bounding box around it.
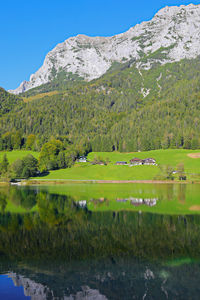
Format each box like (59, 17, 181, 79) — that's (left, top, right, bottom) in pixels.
(0, 183, 200, 299)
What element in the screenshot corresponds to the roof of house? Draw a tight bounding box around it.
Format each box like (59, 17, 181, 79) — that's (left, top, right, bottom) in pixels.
(143, 158, 156, 162)
(130, 158, 143, 162)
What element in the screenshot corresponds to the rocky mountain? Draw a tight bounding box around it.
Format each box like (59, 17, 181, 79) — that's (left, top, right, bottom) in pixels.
(8, 273, 51, 300)
(8, 273, 108, 300)
(10, 4, 200, 94)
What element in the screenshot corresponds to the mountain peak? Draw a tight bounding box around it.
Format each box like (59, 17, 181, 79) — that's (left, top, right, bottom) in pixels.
(155, 3, 199, 17)
(10, 3, 200, 94)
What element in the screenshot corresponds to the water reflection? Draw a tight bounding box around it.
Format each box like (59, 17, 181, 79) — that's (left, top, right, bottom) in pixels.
(0, 188, 199, 261)
(0, 184, 200, 298)
(130, 197, 157, 207)
(1, 258, 200, 299)
(178, 184, 186, 204)
(0, 183, 198, 215)
(90, 197, 158, 208)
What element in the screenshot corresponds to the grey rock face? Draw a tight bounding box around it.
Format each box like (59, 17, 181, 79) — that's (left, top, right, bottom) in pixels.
(10, 4, 200, 94)
(7, 273, 53, 300)
(7, 273, 108, 300)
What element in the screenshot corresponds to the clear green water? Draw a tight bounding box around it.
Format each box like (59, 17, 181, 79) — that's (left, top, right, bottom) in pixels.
(40, 183, 200, 214)
(0, 183, 200, 299)
(2, 183, 200, 214)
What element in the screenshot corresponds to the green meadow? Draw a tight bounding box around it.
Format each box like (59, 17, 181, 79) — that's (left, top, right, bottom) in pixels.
(0, 150, 39, 164)
(35, 149, 200, 181)
(1, 149, 200, 181)
(36, 164, 159, 180)
(88, 149, 200, 173)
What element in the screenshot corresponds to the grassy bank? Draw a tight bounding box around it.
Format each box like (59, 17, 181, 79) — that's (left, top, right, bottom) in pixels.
(0, 150, 39, 163)
(1, 149, 200, 181)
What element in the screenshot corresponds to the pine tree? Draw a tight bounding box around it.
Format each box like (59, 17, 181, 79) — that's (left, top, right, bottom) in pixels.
(1, 154, 9, 173)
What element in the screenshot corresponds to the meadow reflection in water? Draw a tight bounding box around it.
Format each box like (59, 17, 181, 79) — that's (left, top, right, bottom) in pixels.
(0, 184, 199, 261)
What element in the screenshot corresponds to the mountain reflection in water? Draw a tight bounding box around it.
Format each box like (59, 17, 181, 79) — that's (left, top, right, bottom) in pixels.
(1, 258, 200, 300)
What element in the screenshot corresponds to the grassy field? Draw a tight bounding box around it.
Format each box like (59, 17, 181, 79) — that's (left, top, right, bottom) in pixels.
(35, 149, 200, 181)
(23, 91, 59, 102)
(36, 164, 159, 180)
(88, 149, 200, 173)
(1, 149, 200, 181)
(0, 150, 39, 163)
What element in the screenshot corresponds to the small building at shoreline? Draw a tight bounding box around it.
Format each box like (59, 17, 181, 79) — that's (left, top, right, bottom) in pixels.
(78, 156, 87, 163)
(143, 158, 157, 165)
(115, 161, 128, 165)
(130, 158, 143, 166)
(130, 158, 157, 166)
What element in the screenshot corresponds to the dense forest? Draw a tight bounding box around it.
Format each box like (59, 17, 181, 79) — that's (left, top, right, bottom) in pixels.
(0, 87, 23, 117)
(1, 55, 200, 152)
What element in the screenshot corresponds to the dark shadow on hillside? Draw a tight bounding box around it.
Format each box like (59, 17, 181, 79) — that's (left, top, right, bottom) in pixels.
(36, 171, 50, 177)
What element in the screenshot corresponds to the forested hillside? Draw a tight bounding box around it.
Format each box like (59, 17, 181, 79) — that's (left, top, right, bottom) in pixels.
(1, 56, 200, 152)
(0, 88, 23, 116)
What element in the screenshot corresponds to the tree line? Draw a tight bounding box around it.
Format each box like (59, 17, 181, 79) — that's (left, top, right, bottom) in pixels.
(0, 137, 91, 180)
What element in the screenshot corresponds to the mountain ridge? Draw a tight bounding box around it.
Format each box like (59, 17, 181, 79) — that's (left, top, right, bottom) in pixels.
(9, 3, 200, 94)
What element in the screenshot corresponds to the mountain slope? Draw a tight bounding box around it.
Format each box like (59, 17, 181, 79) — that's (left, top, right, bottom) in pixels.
(0, 87, 23, 116)
(2, 56, 200, 151)
(10, 4, 200, 94)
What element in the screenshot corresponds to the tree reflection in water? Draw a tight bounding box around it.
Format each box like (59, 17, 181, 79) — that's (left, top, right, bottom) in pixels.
(0, 186, 200, 299)
(0, 187, 199, 261)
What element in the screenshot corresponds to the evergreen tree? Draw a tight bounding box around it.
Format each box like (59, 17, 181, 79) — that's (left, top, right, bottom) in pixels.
(1, 154, 9, 173)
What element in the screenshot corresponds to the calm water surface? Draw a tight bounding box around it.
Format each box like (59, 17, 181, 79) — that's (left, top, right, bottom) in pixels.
(0, 183, 200, 299)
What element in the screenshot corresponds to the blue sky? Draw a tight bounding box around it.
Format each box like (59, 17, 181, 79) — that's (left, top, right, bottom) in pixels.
(1, 0, 200, 90)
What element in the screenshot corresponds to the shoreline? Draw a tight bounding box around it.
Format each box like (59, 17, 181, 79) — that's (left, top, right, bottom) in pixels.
(26, 179, 196, 185)
(1, 179, 198, 186)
